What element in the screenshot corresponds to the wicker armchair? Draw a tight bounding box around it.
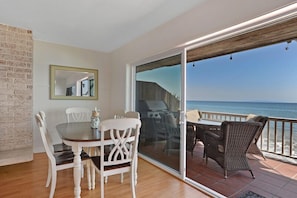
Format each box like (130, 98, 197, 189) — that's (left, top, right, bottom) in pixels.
(204, 121, 262, 179)
(247, 116, 268, 159)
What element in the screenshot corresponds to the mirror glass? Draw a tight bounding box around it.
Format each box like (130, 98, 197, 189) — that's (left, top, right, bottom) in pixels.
(50, 65, 98, 100)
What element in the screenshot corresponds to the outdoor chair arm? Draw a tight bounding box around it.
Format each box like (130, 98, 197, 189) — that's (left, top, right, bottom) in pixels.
(205, 130, 223, 141)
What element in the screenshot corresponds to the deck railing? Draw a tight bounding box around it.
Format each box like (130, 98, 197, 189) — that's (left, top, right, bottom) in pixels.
(201, 111, 297, 159)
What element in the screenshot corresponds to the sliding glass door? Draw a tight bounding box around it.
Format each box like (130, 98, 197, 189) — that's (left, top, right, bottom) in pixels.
(135, 54, 182, 172)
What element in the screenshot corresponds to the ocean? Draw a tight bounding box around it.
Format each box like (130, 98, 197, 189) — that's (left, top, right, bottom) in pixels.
(187, 100, 297, 119)
(187, 101, 297, 157)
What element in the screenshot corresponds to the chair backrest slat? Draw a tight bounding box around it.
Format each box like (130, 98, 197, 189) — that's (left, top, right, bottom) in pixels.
(66, 107, 91, 123)
(100, 118, 141, 167)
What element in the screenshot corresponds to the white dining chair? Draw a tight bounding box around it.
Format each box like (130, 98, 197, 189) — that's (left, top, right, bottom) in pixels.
(65, 107, 92, 123)
(90, 118, 141, 198)
(35, 113, 91, 198)
(39, 111, 72, 153)
(124, 111, 140, 183)
(106, 111, 140, 184)
(104, 111, 140, 184)
(125, 111, 140, 119)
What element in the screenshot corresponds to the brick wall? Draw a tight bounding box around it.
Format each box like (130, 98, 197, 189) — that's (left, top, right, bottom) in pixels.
(0, 24, 33, 163)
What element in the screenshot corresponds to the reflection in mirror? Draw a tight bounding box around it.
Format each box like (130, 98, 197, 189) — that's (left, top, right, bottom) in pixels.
(50, 65, 98, 100)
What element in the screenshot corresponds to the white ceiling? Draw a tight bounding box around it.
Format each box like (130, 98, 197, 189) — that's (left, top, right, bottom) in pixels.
(0, 0, 205, 52)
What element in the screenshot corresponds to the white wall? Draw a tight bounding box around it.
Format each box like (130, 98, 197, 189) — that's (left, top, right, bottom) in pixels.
(33, 41, 111, 152)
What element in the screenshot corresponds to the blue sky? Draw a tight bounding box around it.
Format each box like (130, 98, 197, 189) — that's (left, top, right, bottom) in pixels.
(187, 41, 297, 102)
(137, 40, 297, 103)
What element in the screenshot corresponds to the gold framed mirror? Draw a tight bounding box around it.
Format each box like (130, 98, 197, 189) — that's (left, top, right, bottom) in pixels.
(50, 65, 98, 100)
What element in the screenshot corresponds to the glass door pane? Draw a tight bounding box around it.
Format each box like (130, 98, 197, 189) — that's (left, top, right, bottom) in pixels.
(136, 54, 181, 171)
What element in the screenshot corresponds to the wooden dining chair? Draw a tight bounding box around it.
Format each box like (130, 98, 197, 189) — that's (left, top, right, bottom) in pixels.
(105, 111, 140, 184)
(90, 118, 141, 198)
(124, 111, 140, 182)
(35, 113, 90, 198)
(125, 111, 140, 119)
(65, 107, 92, 123)
(39, 111, 72, 153)
(104, 111, 140, 184)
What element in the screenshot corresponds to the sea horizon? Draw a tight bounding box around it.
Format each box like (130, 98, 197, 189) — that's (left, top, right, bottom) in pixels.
(186, 100, 297, 119)
(187, 99, 297, 104)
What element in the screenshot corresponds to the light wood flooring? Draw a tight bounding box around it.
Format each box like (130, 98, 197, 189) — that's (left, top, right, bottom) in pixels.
(0, 153, 210, 198)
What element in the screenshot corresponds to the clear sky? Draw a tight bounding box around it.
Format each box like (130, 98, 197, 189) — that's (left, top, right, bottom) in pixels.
(137, 40, 297, 103)
(187, 40, 297, 102)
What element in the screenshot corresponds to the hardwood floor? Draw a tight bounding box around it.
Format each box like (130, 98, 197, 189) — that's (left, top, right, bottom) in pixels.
(0, 153, 210, 198)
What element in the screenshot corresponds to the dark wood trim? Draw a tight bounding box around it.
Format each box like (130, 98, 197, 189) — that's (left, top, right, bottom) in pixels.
(187, 17, 297, 62)
(136, 54, 181, 72)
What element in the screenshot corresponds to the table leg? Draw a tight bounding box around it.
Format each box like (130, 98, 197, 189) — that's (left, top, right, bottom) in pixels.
(72, 146, 82, 198)
(91, 162, 96, 190)
(87, 160, 92, 190)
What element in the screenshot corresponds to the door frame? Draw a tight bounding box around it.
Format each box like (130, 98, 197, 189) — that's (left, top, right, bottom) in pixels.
(128, 48, 187, 179)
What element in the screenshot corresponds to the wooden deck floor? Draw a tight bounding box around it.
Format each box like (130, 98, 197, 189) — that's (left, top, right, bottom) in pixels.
(187, 142, 297, 198)
(0, 153, 210, 198)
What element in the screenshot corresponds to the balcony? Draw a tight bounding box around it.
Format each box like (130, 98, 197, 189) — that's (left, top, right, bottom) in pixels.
(186, 111, 297, 197)
(138, 108, 297, 197)
(187, 141, 297, 197)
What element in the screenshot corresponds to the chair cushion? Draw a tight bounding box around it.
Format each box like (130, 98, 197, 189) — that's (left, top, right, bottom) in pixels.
(91, 156, 130, 171)
(246, 114, 257, 121)
(54, 150, 90, 165)
(186, 110, 201, 123)
(53, 143, 72, 152)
